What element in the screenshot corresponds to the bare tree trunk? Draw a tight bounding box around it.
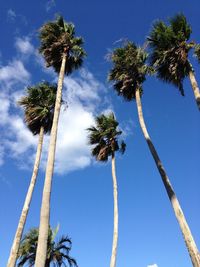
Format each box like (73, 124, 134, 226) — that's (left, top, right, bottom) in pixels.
(188, 70, 200, 111)
(35, 53, 67, 267)
(110, 152, 118, 267)
(135, 88, 200, 267)
(7, 126, 44, 267)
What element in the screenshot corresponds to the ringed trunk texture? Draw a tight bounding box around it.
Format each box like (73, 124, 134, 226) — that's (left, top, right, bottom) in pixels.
(35, 53, 67, 267)
(7, 126, 44, 267)
(135, 88, 200, 267)
(110, 153, 118, 267)
(188, 70, 200, 111)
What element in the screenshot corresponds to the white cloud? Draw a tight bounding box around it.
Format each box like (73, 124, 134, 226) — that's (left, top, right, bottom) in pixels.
(0, 60, 30, 89)
(5, 115, 36, 155)
(0, 92, 10, 125)
(147, 264, 158, 267)
(39, 68, 110, 174)
(52, 104, 94, 173)
(15, 37, 34, 55)
(0, 59, 112, 174)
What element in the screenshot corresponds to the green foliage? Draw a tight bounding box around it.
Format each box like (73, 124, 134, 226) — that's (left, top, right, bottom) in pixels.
(148, 13, 194, 95)
(17, 227, 77, 267)
(18, 82, 57, 135)
(39, 15, 86, 74)
(87, 113, 126, 162)
(108, 42, 152, 101)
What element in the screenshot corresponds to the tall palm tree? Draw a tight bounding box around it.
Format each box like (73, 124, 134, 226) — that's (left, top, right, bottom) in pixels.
(108, 41, 200, 267)
(7, 82, 57, 267)
(35, 15, 86, 267)
(87, 113, 126, 267)
(147, 13, 200, 110)
(17, 227, 77, 267)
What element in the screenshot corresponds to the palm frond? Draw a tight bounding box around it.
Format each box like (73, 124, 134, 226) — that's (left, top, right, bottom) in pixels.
(108, 42, 151, 101)
(148, 13, 193, 95)
(87, 113, 126, 162)
(39, 15, 86, 74)
(17, 227, 77, 267)
(18, 82, 57, 135)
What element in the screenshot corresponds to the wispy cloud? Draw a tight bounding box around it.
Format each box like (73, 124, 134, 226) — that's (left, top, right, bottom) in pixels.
(0, 60, 30, 89)
(147, 264, 158, 267)
(7, 9, 16, 22)
(15, 37, 34, 56)
(46, 0, 56, 12)
(0, 30, 113, 174)
(0, 53, 112, 174)
(5, 67, 110, 174)
(7, 8, 28, 26)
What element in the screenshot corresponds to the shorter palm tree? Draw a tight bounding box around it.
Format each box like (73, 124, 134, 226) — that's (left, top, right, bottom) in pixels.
(148, 13, 200, 110)
(17, 227, 77, 267)
(7, 82, 57, 267)
(87, 113, 126, 267)
(108, 41, 200, 267)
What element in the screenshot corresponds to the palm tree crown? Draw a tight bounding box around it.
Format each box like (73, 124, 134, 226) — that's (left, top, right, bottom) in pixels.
(108, 42, 152, 101)
(17, 227, 77, 267)
(147, 13, 194, 95)
(87, 113, 126, 162)
(39, 15, 86, 74)
(18, 82, 57, 135)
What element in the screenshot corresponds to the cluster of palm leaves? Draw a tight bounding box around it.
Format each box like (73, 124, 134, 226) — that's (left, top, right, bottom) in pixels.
(87, 113, 126, 161)
(147, 14, 200, 107)
(6, 12, 200, 267)
(17, 227, 77, 267)
(108, 42, 151, 100)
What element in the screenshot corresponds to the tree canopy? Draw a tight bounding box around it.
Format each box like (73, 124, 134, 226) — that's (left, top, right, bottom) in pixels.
(87, 113, 126, 161)
(147, 14, 194, 95)
(18, 82, 57, 135)
(39, 15, 86, 74)
(17, 227, 78, 267)
(108, 42, 152, 101)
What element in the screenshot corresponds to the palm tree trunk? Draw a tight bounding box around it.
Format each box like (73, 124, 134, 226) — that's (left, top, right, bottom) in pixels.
(188, 70, 200, 110)
(135, 88, 200, 267)
(7, 126, 44, 267)
(35, 53, 67, 267)
(110, 152, 118, 267)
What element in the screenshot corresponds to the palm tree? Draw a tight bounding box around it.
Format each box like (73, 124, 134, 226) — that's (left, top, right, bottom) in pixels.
(147, 13, 200, 110)
(7, 82, 57, 267)
(17, 227, 77, 267)
(35, 15, 86, 267)
(108, 41, 200, 267)
(87, 113, 126, 267)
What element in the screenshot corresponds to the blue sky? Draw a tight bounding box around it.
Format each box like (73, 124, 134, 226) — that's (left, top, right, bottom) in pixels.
(0, 0, 199, 266)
